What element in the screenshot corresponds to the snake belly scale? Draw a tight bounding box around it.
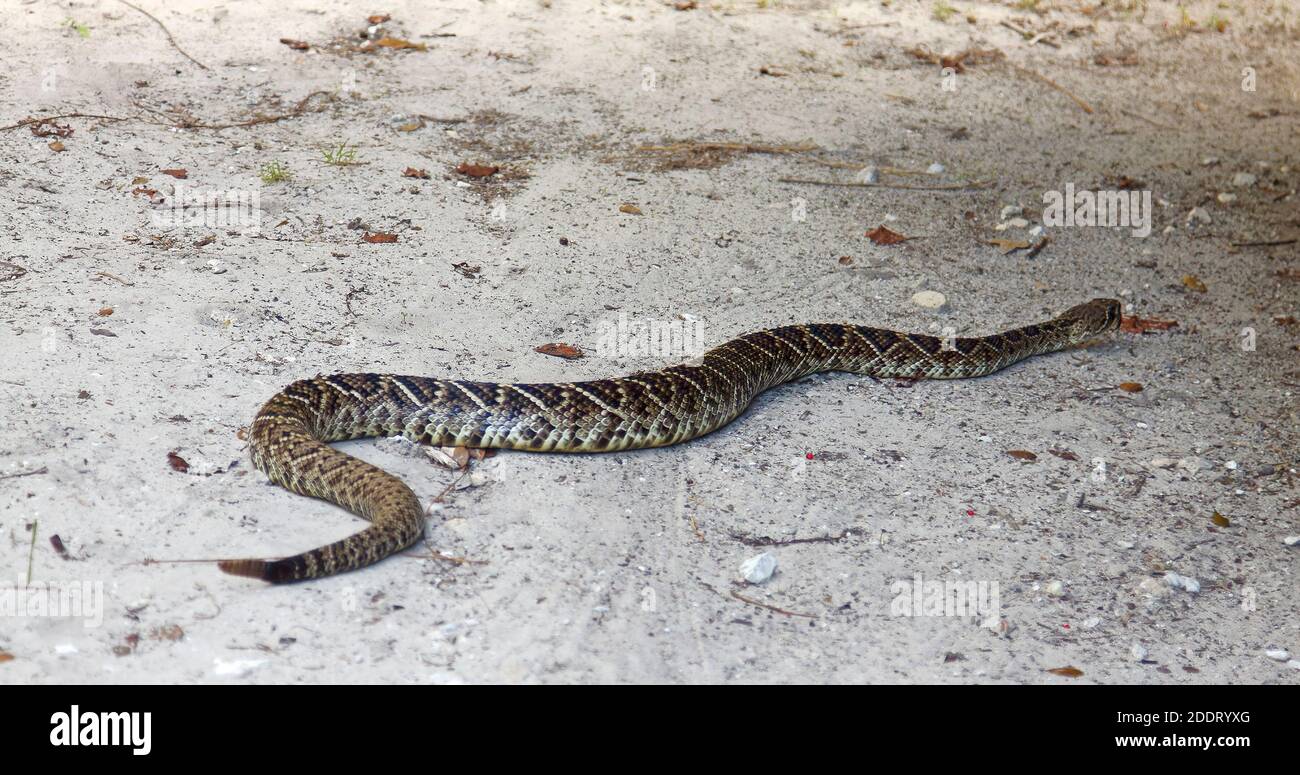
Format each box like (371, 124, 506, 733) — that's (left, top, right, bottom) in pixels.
(218, 298, 1122, 583)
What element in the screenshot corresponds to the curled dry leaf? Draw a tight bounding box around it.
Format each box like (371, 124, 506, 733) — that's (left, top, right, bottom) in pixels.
(1047, 666, 1084, 678)
(368, 14, 392, 24)
(1118, 382, 1144, 393)
(149, 624, 184, 641)
(374, 38, 427, 51)
(1211, 511, 1230, 527)
(1120, 315, 1178, 334)
(402, 167, 430, 179)
(362, 232, 398, 243)
(0, 652, 13, 664)
(456, 162, 499, 178)
(451, 261, 481, 278)
(866, 226, 907, 245)
(161, 168, 188, 179)
(1182, 274, 1208, 293)
(987, 238, 1031, 254)
(48, 140, 66, 153)
(30, 120, 73, 138)
(426, 446, 470, 470)
(1048, 448, 1080, 461)
(618, 203, 643, 215)
(166, 451, 189, 473)
(838, 255, 853, 265)
(97, 307, 113, 316)
(535, 342, 584, 360)
(1006, 450, 1038, 462)
(279, 38, 310, 51)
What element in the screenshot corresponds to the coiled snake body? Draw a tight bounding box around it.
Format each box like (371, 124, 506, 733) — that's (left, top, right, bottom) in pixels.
(220, 298, 1122, 583)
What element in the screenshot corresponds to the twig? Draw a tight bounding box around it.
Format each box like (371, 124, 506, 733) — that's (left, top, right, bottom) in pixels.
(1230, 238, 1297, 248)
(729, 590, 817, 619)
(26, 520, 38, 586)
(0, 113, 131, 132)
(729, 528, 853, 547)
(1119, 107, 1176, 130)
(94, 271, 135, 286)
(135, 91, 333, 130)
(115, 0, 208, 70)
(639, 141, 819, 155)
(1, 466, 48, 482)
(1005, 62, 1094, 114)
(778, 177, 991, 191)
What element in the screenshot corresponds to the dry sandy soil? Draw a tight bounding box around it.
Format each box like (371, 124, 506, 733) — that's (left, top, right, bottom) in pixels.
(1, 0, 1297, 684)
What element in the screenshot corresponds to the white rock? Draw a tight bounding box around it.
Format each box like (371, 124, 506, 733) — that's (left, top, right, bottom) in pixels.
(1131, 643, 1149, 661)
(911, 290, 947, 310)
(926, 162, 945, 174)
(1224, 460, 1238, 470)
(1264, 649, 1290, 661)
(1288, 660, 1300, 671)
(1217, 192, 1237, 204)
(54, 644, 78, 655)
(1082, 616, 1101, 629)
(739, 552, 777, 584)
(1000, 205, 1022, 220)
(860, 166, 880, 184)
(1005, 217, 1029, 228)
(1231, 172, 1257, 187)
(1028, 225, 1044, 238)
(1186, 206, 1211, 224)
(1045, 580, 1065, 597)
(213, 658, 265, 677)
(1201, 156, 1220, 166)
(1163, 572, 1201, 594)
(1150, 457, 1177, 469)
(1177, 457, 1214, 474)
(1284, 536, 1300, 547)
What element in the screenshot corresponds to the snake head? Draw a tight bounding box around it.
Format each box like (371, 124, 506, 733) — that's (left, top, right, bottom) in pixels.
(1064, 298, 1123, 342)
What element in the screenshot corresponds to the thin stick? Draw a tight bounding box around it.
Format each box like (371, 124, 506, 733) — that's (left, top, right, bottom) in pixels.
(729, 529, 853, 547)
(135, 91, 332, 130)
(729, 590, 817, 619)
(0, 466, 48, 482)
(0, 113, 130, 132)
(116, 0, 208, 70)
(639, 141, 819, 155)
(1005, 62, 1094, 113)
(778, 177, 991, 191)
(26, 520, 38, 586)
(94, 271, 135, 286)
(1119, 107, 1176, 130)
(1230, 238, 1297, 248)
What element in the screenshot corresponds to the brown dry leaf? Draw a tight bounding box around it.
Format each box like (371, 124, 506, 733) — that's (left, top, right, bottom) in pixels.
(166, 451, 189, 473)
(1047, 666, 1084, 678)
(456, 162, 499, 178)
(161, 168, 188, 179)
(427, 446, 471, 470)
(30, 120, 73, 138)
(674, 0, 697, 8)
(838, 255, 853, 265)
(619, 203, 643, 215)
(1275, 315, 1298, 326)
(279, 38, 310, 51)
(1120, 315, 1178, 334)
(149, 624, 184, 641)
(48, 140, 66, 152)
(1048, 448, 1080, 461)
(394, 120, 422, 132)
(987, 238, 1031, 254)
(374, 37, 427, 51)
(97, 307, 113, 317)
(235, 427, 248, 441)
(1118, 382, 1144, 393)
(866, 226, 908, 245)
(1182, 274, 1208, 293)
(452, 261, 481, 278)
(368, 13, 391, 24)
(1211, 511, 1230, 527)
(0, 652, 13, 664)
(758, 65, 787, 77)
(50, 534, 68, 557)
(535, 342, 584, 360)
(362, 232, 398, 243)
(1007, 450, 1038, 462)
(402, 167, 430, 179)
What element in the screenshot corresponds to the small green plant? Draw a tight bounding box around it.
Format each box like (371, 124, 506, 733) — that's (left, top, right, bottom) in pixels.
(259, 161, 292, 184)
(1205, 13, 1229, 32)
(932, 1, 958, 22)
(64, 18, 91, 38)
(322, 141, 360, 166)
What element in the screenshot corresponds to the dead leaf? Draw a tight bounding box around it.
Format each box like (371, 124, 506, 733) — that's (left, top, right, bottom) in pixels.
(1182, 274, 1208, 293)
(1118, 382, 1144, 393)
(29, 120, 73, 138)
(1047, 666, 1084, 678)
(1211, 511, 1230, 527)
(0, 652, 13, 664)
(166, 451, 189, 473)
(1006, 450, 1038, 462)
(1048, 448, 1080, 461)
(374, 37, 427, 51)
(367, 14, 391, 24)
(758, 65, 787, 77)
(236, 427, 248, 441)
(535, 342, 584, 360)
(48, 140, 66, 152)
(149, 624, 184, 641)
(279, 38, 310, 51)
(1120, 315, 1178, 334)
(362, 232, 398, 243)
(50, 534, 68, 557)
(402, 167, 430, 179)
(987, 238, 1031, 254)
(161, 168, 188, 179)
(866, 226, 908, 245)
(456, 162, 499, 178)
(427, 446, 470, 470)
(838, 255, 853, 265)
(452, 261, 481, 278)
(97, 307, 113, 316)
(674, 1, 697, 9)
(618, 203, 643, 215)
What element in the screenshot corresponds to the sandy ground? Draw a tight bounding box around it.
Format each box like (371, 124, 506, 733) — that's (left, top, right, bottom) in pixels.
(1, 0, 1297, 684)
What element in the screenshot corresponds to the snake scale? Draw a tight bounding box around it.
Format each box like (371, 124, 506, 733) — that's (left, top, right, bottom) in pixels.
(219, 298, 1122, 583)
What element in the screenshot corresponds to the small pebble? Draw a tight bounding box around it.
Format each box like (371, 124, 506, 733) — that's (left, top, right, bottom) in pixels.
(1201, 156, 1220, 166)
(1231, 172, 1257, 187)
(860, 166, 880, 184)
(999, 205, 1022, 220)
(1283, 535, 1300, 547)
(911, 290, 947, 310)
(1028, 224, 1044, 238)
(1217, 192, 1237, 204)
(1163, 572, 1201, 594)
(1082, 616, 1101, 629)
(1150, 457, 1177, 469)
(1288, 660, 1300, 671)
(1224, 460, 1238, 470)
(926, 162, 945, 174)
(1131, 643, 1149, 662)
(739, 552, 777, 584)
(1045, 580, 1065, 597)
(1186, 206, 1211, 224)
(1005, 217, 1029, 228)
(1264, 649, 1290, 661)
